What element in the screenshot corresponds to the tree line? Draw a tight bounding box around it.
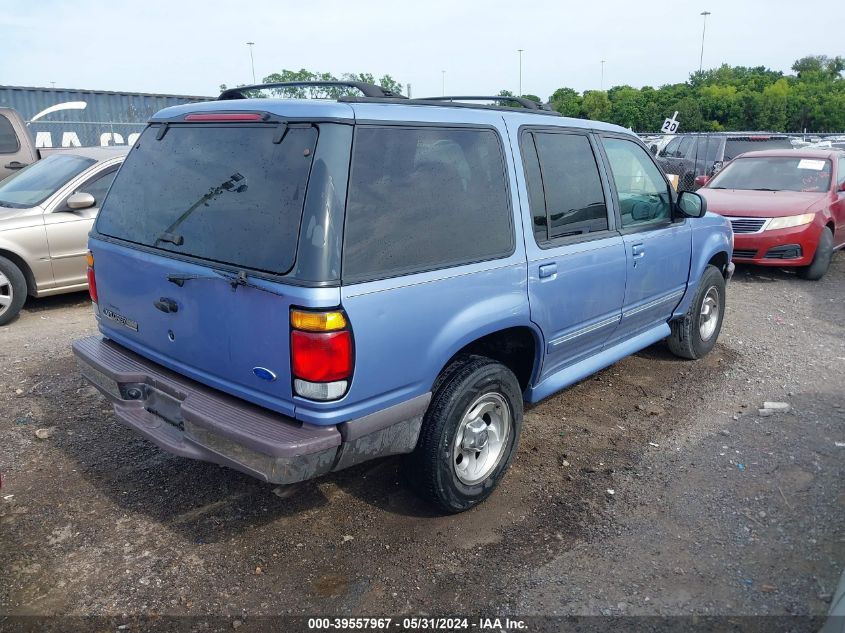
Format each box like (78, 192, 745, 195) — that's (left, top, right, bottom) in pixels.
(221, 55, 844, 133)
(537, 55, 845, 133)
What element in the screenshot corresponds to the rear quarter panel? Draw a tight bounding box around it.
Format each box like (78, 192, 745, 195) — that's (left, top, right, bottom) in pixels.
(305, 112, 535, 426)
(331, 259, 532, 425)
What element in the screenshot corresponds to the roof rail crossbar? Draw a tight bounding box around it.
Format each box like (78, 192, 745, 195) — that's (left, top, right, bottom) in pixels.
(422, 95, 549, 111)
(218, 81, 406, 100)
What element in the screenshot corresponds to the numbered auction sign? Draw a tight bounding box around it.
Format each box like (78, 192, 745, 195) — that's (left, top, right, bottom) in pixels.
(661, 111, 680, 134)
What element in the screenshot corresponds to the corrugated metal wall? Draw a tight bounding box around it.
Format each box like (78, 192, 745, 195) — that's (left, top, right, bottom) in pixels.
(0, 85, 212, 148)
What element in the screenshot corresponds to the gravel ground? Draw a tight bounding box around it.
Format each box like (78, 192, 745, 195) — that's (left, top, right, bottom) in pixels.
(0, 253, 843, 623)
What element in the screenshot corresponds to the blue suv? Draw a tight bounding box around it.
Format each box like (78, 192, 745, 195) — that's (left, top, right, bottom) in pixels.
(74, 82, 733, 513)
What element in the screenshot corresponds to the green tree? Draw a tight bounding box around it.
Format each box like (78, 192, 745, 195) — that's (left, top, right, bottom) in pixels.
(254, 69, 404, 98)
(581, 90, 611, 121)
(759, 78, 790, 131)
(549, 87, 582, 117)
(792, 55, 845, 79)
(608, 86, 645, 129)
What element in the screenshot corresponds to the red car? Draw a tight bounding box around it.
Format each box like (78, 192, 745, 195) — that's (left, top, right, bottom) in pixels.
(699, 149, 845, 280)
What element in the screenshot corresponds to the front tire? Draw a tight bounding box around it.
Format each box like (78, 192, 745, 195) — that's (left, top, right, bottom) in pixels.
(0, 256, 27, 327)
(668, 265, 726, 360)
(798, 226, 833, 281)
(402, 356, 523, 513)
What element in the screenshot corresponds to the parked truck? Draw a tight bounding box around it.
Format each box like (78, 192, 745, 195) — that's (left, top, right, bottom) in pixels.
(0, 85, 209, 179)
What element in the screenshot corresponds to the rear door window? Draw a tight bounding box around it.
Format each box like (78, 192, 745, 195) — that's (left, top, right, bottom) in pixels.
(96, 124, 317, 275)
(523, 131, 608, 242)
(343, 126, 513, 282)
(705, 137, 722, 163)
(676, 136, 694, 158)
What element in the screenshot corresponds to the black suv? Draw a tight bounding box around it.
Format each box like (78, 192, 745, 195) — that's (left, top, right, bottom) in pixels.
(656, 133, 794, 191)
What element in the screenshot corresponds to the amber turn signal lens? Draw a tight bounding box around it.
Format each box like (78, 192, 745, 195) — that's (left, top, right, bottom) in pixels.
(290, 310, 347, 332)
(86, 252, 94, 267)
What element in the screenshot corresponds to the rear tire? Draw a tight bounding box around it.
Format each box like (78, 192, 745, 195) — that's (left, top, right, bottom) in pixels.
(402, 356, 523, 513)
(668, 265, 726, 360)
(0, 256, 27, 327)
(797, 226, 833, 281)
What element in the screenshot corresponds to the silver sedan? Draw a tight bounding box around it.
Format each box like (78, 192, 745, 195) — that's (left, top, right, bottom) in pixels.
(0, 147, 127, 325)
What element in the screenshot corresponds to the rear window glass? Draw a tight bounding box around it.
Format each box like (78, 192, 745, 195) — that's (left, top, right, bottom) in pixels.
(0, 115, 19, 154)
(343, 126, 513, 282)
(724, 138, 793, 160)
(97, 124, 317, 275)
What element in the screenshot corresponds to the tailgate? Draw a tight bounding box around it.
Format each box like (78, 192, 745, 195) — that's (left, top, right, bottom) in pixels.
(92, 239, 340, 417)
(88, 119, 339, 418)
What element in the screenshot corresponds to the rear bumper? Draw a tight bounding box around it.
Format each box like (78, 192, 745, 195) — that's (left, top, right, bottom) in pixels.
(73, 336, 429, 485)
(731, 220, 822, 267)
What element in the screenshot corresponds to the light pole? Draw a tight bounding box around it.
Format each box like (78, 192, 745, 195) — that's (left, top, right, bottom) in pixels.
(246, 42, 256, 83)
(600, 59, 606, 91)
(518, 49, 523, 97)
(698, 12, 711, 74)
(441, 70, 446, 96)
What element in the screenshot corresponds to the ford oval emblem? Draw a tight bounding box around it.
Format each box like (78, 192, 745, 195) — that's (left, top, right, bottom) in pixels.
(252, 367, 277, 382)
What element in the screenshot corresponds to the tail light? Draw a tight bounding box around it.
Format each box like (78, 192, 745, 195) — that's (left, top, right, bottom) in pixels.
(86, 252, 99, 309)
(290, 309, 353, 401)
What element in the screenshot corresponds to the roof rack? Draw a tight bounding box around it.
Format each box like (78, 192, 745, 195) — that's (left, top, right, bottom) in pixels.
(421, 95, 551, 111)
(218, 81, 406, 100)
(338, 95, 562, 117)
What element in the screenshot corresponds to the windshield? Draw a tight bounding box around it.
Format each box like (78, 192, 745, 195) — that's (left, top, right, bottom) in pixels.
(0, 154, 95, 208)
(708, 156, 832, 193)
(96, 123, 318, 275)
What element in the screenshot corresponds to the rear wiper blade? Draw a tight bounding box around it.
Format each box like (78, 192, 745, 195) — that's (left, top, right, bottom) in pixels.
(166, 270, 285, 297)
(154, 172, 248, 248)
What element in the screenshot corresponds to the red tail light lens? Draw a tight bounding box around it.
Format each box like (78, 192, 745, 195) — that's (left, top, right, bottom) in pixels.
(86, 252, 98, 303)
(87, 268, 98, 302)
(291, 330, 352, 383)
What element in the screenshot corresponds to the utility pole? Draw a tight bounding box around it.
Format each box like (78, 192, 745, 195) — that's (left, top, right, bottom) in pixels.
(600, 59, 606, 90)
(441, 70, 446, 96)
(518, 49, 524, 96)
(246, 42, 256, 83)
(698, 12, 711, 74)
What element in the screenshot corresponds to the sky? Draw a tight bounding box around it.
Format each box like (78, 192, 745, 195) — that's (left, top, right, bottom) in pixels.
(0, 0, 841, 100)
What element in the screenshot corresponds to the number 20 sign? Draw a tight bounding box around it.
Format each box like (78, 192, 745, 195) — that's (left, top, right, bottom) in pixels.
(661, 111, 680, 134)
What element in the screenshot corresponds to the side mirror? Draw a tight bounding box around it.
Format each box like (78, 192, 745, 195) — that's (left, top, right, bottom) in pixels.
(649, 144, 658, 155)
(838, 181, 845, 193)
(694, 174, 710, 188)
(67, 192, 95, 210)
(676, 190, 707, 219)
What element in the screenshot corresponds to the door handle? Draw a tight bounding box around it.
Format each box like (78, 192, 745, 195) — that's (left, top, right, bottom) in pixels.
(631, 244, 645, 258)
(4, 161, 27, 170)
(539, 263, 557, 279)
(154, 297, 179, 313)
